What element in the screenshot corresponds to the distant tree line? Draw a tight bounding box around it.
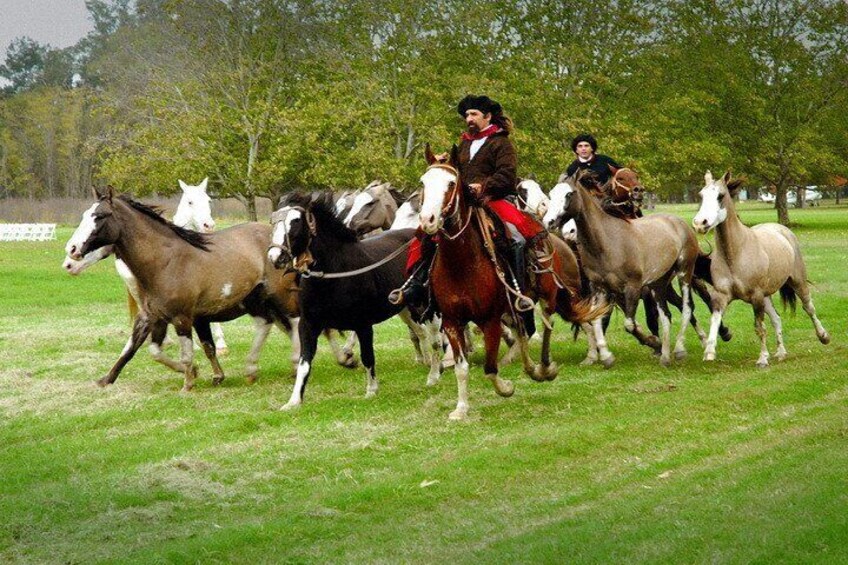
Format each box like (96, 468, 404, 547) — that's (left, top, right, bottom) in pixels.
(1, 0, 846, 224)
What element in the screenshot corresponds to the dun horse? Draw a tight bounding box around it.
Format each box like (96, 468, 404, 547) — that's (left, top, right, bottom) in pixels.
(543, 172, 700, 366)
(692, 171, 829, 366)
(419, 146, 604, 420)
(68, 187, 296, 389)
(267, 192, 417, 409)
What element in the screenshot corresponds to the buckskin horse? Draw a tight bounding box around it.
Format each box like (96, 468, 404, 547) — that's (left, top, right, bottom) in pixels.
(419, 145, 604, 420)
(693, 171, 829, 366)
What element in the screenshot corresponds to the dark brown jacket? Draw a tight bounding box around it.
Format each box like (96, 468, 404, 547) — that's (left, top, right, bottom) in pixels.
(458, 131, 517, 201)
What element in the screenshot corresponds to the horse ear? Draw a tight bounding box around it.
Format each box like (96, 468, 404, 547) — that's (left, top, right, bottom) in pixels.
(104, 185, 115, 202)
(449, 144, 460, 167)
(721, 171, 732, 185)
(424, 143, 436, 165)
(199, 177, 209, 192)
(704, 170, 714, 185)
(92, 185, 102, 200)
(178, 180, 188, 192)
(608, 164, 619, 175)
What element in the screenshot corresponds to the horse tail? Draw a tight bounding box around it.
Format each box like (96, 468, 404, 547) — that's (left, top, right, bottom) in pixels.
(127, 290, 139, 325)
(558, 287, 610, 325)
(779, 283, 797, 314)
(571, 322, 581, 341)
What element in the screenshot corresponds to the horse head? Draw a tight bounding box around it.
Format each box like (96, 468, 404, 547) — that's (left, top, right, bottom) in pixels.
(608, 166, 645, 206)
(693, 170, 738, 234)
(70, 186, 122, 260)
(543, 175, 581, 231)
(419, 144, 463, 235)
(63, 202, 115, 273)
(516, 178, 550, 219)
(344, 181, 392, 236)
(173, 178, 215, 232)
(269, 192, 314, 270)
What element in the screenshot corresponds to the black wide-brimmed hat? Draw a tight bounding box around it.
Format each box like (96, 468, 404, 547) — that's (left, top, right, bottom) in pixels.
(571, 133, 598, 152)
(457, 95, 503, 117)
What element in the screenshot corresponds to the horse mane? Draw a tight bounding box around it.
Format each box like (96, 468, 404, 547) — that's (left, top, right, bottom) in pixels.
(118, 194, 211, 251)
(288, 191, 359, 243)
(388, 187, 406, 207)
(726, 177, 745, 196)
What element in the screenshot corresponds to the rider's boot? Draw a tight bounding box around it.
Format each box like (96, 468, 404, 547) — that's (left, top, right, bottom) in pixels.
(388, 238, 435, 308)
(508, 240, 536, 337)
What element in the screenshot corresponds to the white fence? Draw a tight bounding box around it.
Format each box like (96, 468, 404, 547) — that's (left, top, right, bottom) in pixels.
(0, 223, 57, 242)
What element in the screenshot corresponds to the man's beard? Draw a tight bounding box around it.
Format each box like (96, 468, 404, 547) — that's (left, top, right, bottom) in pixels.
(467, 123, 480, 134)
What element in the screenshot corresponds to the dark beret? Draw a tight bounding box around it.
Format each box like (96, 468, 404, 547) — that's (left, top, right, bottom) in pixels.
(457, 95, 502, 117)
(571, 133, 598, 152)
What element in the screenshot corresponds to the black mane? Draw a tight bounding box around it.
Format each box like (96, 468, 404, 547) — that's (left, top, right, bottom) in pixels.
(118, 194, 211, 251)
(280, 191, 359, 243)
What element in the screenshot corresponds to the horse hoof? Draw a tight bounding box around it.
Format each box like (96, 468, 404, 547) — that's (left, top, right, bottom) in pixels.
(819, 331, 831, 345)
(719, 328, 733, 342)
(660, 356, 671, 367)
(180, 384, 194, 392)
(426, 373, 441, 387)
(674, 350, 687, 361)
(579, 357, 597, 367)
(544, 362, 559, 381)
(775, 353, 787, 362)
(703, 353, 716, 362)
(448, 407, 469, 420)
(756, 360, 769, 369)
(365, 390, 377, 399)
(601, 355, 615, 369)
(245, 374, 257, 385)
(216, 347, 229, 357)
(95, 377, 111, 388)
(495, 379, 515, 397)
(341, 356, 359, 369)
(212, 376, 224, 386)
(280, 401, 300, 411)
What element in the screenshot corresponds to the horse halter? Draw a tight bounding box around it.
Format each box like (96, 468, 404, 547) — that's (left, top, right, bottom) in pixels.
(423, 163, 471, 238)
(269, 205, 317, 272)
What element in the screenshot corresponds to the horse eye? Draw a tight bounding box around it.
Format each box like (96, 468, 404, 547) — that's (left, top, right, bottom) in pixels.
(188, 201, 194, 205)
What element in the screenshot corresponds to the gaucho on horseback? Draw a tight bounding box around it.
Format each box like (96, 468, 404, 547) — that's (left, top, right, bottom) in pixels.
(388, 95, 547, 334)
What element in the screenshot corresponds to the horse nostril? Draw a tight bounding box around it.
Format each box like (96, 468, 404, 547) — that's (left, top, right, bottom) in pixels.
(428, 215, 435, 225)
(70, 245, 77, 255)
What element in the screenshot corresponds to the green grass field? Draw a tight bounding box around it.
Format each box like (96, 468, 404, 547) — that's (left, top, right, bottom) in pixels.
(1, 202, 846, 563)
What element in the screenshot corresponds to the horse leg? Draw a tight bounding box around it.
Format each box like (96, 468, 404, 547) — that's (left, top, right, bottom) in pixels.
(580, 321, 600, 366)
(146, 319, 187, 373)
(357, 325, 379, 398)
(285, 317, 301, 367)
(763, 296, 787, 361)
(792, 280, 830, 345)
(282, 318, 320, 410)
(425, 318, 444, 385)
(672, 280, 693, 360)
(398, 308, 427, 365)
(532, 306, 558, 381)
(211, 322, 228, 356)
(591, 292, 615, 367)
(666, 283, 706, 345)
(753, 301, 770, 368)
(443, 322, 470, 421)
(245, 316, 273, 384)
(173, 319, 198, 392)
(499, 322, 522, 367)
(98, 312, 152, 386)
(194, 319, 225, 385)
(692, 277, 732, 342)
(482, 318, 515, 396)
(642, 288, 660, 338)
(622, 287, 661, 353)
(652, 291, 673, 366)
(324, 329, 359, 368)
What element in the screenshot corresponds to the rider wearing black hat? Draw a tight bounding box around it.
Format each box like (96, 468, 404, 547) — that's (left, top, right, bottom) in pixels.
(565, 133, 621, 187)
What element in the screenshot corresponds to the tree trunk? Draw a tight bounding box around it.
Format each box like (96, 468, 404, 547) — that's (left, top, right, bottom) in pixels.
(775, 180, 790, 226)
(244, 132, 260, 221)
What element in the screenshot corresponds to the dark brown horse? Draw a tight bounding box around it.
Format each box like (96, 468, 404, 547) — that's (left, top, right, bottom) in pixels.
(419, 146, 604, 420)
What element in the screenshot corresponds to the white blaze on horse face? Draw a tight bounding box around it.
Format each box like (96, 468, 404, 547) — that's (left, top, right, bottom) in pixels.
(543, 182, 574, 230)
(66, 204, 99, 259)
(344, 191, 374, 226)
(269, 207, 300, 263)
(561, 218, 577, 242)
(174, 179, 215, 232)
(419, 167, 455, 235)
(693, 180, 727, 234)
(518, 179, 548, 218)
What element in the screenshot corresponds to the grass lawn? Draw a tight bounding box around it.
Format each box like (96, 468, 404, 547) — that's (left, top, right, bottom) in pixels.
(1, 201, 846, 563)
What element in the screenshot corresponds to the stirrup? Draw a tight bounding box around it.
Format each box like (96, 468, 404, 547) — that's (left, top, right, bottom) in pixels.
(388, 288, 405, 305)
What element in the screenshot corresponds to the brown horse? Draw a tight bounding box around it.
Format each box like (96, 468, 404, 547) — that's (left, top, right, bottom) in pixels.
(693, 171, 829, 366)
(69, 187, 295, 390)
(543, 172, 701, 366)
(419, 145, 604, 420)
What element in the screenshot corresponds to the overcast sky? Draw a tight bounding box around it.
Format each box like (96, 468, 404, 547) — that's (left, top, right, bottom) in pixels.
(0, 0, 93, 61)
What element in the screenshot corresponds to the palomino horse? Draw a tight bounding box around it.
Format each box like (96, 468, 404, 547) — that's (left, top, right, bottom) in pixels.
(69, 187, 296, 390)
(267, 192, 417, 409)
(692, 171, 829, 366)
(419, 146, 605, 420)
(543, 172, 700, 366)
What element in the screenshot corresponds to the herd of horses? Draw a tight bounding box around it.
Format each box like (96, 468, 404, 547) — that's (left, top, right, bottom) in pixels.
(63, 150, 830, 420)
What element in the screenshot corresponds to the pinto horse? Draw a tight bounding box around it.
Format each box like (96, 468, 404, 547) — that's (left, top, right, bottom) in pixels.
(693, 171, 829, 366)
(420, 146, 605, 420)
(267, 192, 416, 409)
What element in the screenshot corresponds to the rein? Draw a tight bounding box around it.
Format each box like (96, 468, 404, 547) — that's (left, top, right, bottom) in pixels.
(270, 205, 414, 280)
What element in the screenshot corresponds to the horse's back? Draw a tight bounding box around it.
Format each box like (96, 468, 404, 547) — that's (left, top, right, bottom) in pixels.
(752, 223, 800, 279)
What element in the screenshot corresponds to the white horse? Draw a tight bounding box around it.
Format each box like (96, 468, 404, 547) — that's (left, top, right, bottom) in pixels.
(517, 178, 576, 241)
(63, 178, 228, 356)
(692, 171, 829, 366)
